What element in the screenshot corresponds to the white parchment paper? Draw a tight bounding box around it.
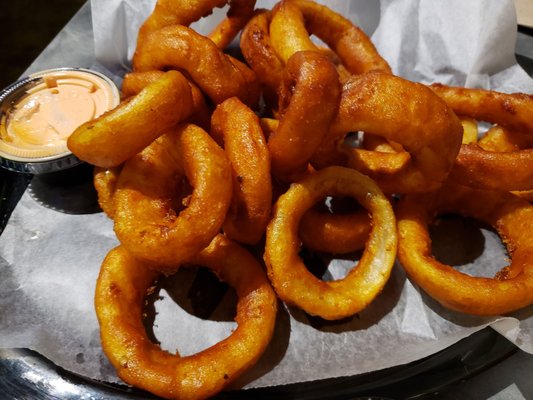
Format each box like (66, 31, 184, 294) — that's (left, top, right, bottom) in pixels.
(1, 0, 533, 391)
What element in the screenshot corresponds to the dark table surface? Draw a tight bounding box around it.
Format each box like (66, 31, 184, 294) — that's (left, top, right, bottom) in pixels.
(0, 0, 87, 89)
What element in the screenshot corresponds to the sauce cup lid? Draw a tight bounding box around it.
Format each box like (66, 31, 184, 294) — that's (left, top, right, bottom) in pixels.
(0, 67, 120, 174)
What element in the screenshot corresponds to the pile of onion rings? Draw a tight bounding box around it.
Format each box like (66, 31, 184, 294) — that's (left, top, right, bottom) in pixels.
(64, 0, 533, 398)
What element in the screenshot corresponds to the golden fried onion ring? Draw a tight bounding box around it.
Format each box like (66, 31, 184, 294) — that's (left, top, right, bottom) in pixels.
(269, 0, 391, 75)
(429, 83, 533, 191)
(477, 126, 533, 201)
(208, 0, 257, 49)
(264, 166, 397, 320)
(342, 116, 477, 179)
(260, 117, 371, 253)
(68, 70, 193, 168)
(240, 9, 285, 97)
(136, 0, 228, 48)
(137, 0, 256, 51)
(121, 70, 211, 129)
(478, 125, 533, 152)
(430, 83, 533, 133)
(211, 97, 272, 245)
(113, 124, 232, 273)
(356, 134, 410, 175)
(269, 0, 317, 64)
(268, 51, 341, 181)
(450, 144, 533, 191)
(460, 117, 479, 144)
(313, 72, 463, 194)
(93, 166, 123, 219)
(397, 182, 533, 315)
(133, 25, 260, 107)
(95, 235, 277, 400)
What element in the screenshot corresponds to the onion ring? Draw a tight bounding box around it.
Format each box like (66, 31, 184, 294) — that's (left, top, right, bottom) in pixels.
(478, 125, 533, 152)
(211, 97, 272, 245)
(240, 9, 285, 106)
(313, 72, 463, 194)
(355, 135, 411, 176)
(121, 70, 211, 129)
(340, 115, 500, 184)
(347, 116, 479, 177)
(259, 116, 371, 252)
(132, 24, 260, 107)
(264, 166, 397, 320)
(208, 0, 257, 49)
(268, 50, 341, 182)
(113, 124, 232, 273)
(460, 117, 479, 144)
(136, 0, 256, 51)
(93, 166, 123, 219)
(429, 83, 533, 191)
(262, 114, 372, 253)
(121, 70, 165, 97)
(68, 70, 193, 168)
(450, 144, 533, 191)
(430, 83, 533, 132)
(477, 125, 533, 200)
(259, 117, 279, 140)
(397, 182, 533, 315)
(95, 234, 277, 400)
(136, 0, 228, 48)
(269, 0, 391, 75)
(269, 0, 317, 64)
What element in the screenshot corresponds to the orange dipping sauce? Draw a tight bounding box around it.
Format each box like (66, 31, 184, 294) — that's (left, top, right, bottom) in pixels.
(0, 68, 119, 164)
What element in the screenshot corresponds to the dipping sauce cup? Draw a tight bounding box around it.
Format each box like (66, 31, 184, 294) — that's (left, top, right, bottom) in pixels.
(0, 68, 120, 174)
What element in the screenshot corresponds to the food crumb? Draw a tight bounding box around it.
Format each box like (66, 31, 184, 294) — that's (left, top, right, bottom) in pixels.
(44, 75, 58, 88)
